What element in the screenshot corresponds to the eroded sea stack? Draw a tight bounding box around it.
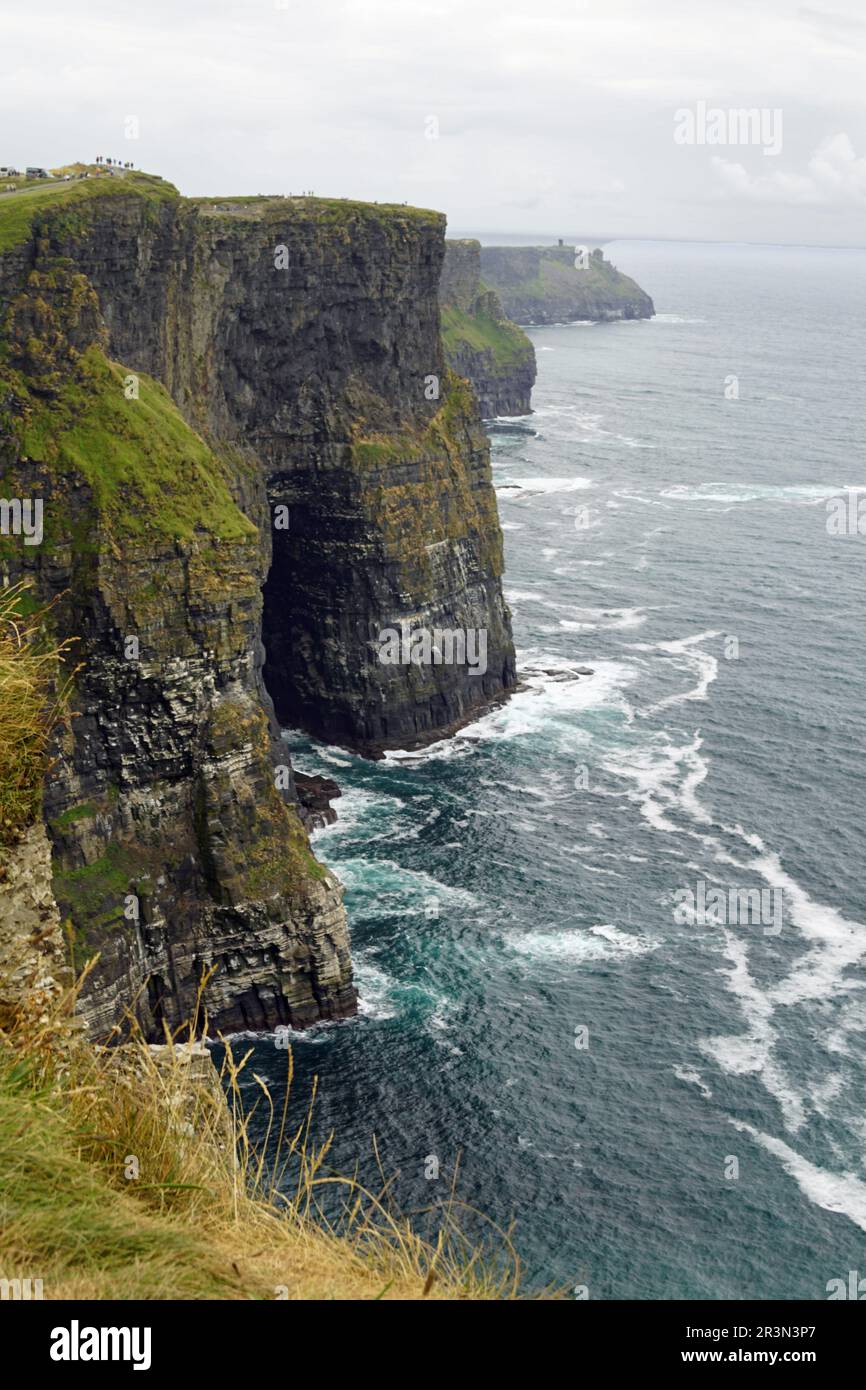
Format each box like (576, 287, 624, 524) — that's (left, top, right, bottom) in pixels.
(0, 171, 516, 1036)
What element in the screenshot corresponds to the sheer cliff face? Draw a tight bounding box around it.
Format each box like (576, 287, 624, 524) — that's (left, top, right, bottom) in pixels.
(439, 240, 536, 417)
(479, 244, 655, 324)
(0, 234, 355, 1037)
(55, 196, 516, 754)
(0, 180, 516, 1033)
(176, 205, 517, 754)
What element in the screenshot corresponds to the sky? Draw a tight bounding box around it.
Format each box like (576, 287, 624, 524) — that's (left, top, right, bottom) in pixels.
(2, 0, 865, 245)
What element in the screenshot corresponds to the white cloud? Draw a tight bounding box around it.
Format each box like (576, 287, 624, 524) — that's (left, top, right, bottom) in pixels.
(1, 0, 865, 240)
(713, 132, 866, 205)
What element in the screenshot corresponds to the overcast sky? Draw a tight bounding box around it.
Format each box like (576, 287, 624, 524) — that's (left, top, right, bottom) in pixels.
(2, 0, 865, 245)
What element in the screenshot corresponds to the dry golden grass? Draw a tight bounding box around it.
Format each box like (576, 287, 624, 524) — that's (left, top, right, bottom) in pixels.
(0, 583, 538, 1301)
(0, 581, 74, 847)
(0, 961, 533, 1301)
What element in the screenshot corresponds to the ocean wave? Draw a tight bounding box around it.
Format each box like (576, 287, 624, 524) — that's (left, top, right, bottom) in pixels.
(558, 605, 648, 633)
(382, 657, 637, 763)
(731, 1121, 866, 1235)
(602, 683, 866, 1147)
(353, 957, 400, 1021)
(674, 1065, 713, 1099)
(310, 785, 403, 844)
(660, 483, 858, 506)
(497, 475, 594, 496)
(627, 629, 721, 717)
(602, 729, 709, 835)
(334, 855, 480, 916)
(602, 692, 866, 1148)
(505, 922, 659, 963)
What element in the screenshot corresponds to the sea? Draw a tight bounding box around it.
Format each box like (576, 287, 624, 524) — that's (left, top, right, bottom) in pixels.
(229, 239, 866, 1299)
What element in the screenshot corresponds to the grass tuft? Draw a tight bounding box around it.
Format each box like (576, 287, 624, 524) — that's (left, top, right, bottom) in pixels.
(0, 968, 533, 1300)
(0, 582, 73, 847)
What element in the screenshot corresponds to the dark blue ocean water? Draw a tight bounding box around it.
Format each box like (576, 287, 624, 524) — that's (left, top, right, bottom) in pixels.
(234, 241, 866, 1298)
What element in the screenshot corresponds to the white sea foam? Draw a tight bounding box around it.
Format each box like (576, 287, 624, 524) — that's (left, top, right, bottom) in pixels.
(383, 656, 637, 763)
(613, 490, 672, 508)
(627, 629, 721, 716)
(504, 587, 542, 602)
(506, 922, 658, 964)
(497, 475, 594, 496)
(559, 605, 648, 633)
(661, 483, 858, 506)
(674, 1066, 713, 1099)
(310, 786, 401, 843)
(334, 855, 479, 914)
(315, 747, 355, 768)
(353, 957, 399, 1021)
(731, 1121, 866, 1234)
(602, 729, 708, 835)
(750, 847, 866, 1010)
(604, 670, 866, 1144)
(600, 700, 866, 1138)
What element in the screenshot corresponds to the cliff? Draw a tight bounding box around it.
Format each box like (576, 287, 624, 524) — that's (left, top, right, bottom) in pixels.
(0, 169, 516, 1037)
(439, 240, 536, 416)
(479, 244, 654, 324)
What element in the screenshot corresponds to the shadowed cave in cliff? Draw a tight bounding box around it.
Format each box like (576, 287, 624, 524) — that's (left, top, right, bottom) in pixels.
(260, 491, 518, 759)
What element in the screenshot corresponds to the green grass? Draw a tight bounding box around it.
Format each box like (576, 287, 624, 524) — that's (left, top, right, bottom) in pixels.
(15, 349, 257, 546)
(52, 843, 142, 962)
(440, 301, 532, 368)
(193, 194, 441, 227)
(0, 170, 177, 254)
(0, 1056, 248, 1299)
(0, 585, 71, 845)
(49, 801, 96, 830)
(494, 250, 650, 308)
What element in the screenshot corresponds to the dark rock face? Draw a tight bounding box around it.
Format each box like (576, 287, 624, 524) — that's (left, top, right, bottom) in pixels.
(439, 240, 536, 416)
(0, 185, 516, 1034)
(49, 196, 517, 755)
(294, 773, 342, 832)
(479, 244, 654, 324)
(0, 321, 355, 1036)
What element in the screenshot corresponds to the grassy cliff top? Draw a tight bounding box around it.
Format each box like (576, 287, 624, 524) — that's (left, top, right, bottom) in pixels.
(535, 249, 647, 300)
(479, 244, 653, 309)
(0, 165, 444, 255)
(0, 168, 178, 254)
(192, 193, 443, 228)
